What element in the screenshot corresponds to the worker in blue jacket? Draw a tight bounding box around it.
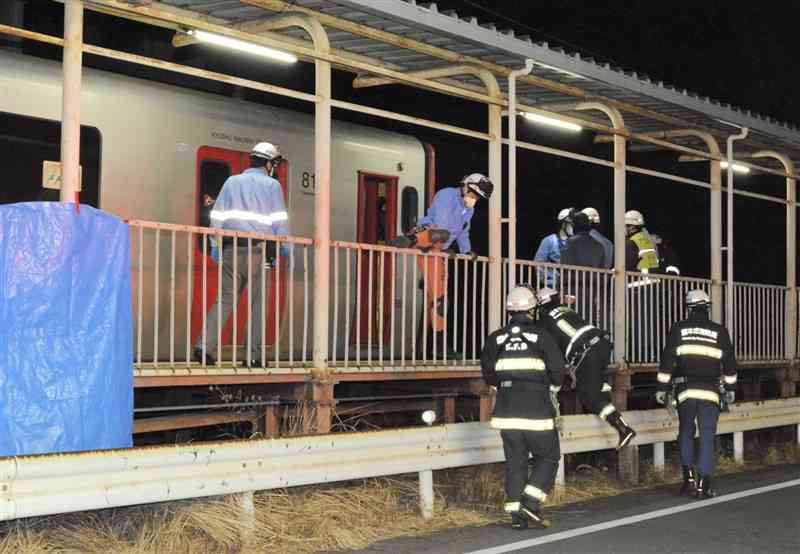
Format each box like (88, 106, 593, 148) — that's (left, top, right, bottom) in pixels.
(194, 141, 288, 368)
(534, 208, 574, 287)
(411, 173, 493, 353)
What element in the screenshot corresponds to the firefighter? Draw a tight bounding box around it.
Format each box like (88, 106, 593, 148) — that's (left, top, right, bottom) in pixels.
(624, 210, 660, 273)
(193, 141, 288, 367)
(656, 289, 737, 498)
(481, 285, 565, 530)
(533, 287, 636, 448)
(410, 173, 493, 351)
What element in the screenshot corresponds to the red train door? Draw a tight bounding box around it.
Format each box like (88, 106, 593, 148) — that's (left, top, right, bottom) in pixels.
(351, 171, 398, 347)
(191, 146, 288, 355)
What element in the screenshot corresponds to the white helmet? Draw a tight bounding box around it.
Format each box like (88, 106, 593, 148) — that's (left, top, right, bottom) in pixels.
(557, 207, 574, 222)
(534, 287, 560, 307)
(686, 289, 710, 308)
(461, 173, 494, 199)
(251, 142, 283, 162)
(625, 210, 644, 226)
(582, 207, 600, 224)
(506, 285, 537, 312)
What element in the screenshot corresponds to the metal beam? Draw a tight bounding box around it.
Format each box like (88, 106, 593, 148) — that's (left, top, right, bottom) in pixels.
(60, 0, 83, 203)
(749, 151, 797, 360)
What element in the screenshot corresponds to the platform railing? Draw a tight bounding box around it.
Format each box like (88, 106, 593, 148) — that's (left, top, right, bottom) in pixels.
(730, 281, 787, 363)
(625, 272, 713, 366)
(328, 241, 489, 369)
(503, 260, 615, 335)
(129, 220, 313, 373)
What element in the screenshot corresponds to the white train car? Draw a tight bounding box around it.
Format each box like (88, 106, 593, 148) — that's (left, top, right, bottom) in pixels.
(0, 50, 433, 363)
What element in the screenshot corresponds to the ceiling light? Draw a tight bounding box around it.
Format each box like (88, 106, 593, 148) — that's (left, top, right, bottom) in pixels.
(721, 161, 750, 174)
(521, 112, 582, 132)
(188, 29, 297, 64)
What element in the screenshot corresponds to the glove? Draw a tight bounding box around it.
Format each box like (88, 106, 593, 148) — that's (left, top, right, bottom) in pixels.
(549, 385, 561, 393)
(655, 391, 666, 405)
(724, 390, 735, 405)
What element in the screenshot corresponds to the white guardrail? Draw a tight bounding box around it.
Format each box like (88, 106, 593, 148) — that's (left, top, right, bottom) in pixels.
(1, 398, 798, 521)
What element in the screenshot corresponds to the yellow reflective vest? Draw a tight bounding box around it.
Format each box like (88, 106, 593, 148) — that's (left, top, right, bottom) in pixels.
(630, 231, 659, 271)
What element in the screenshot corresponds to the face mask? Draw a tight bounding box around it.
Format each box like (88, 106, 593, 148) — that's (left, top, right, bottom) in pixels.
(463, 196, 477, 209)
(563, 223, 574, 236)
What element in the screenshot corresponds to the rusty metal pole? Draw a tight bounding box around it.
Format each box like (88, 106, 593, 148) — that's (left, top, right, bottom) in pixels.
(60, 0, 83, 203)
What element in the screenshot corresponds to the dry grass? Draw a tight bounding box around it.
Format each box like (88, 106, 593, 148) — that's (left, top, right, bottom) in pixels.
(1, 442, 798, 554)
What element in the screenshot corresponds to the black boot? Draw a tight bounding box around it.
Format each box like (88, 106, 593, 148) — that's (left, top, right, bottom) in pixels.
(519, 505, 551, 529)
(192, 347, 216, 366)
(696, 475, 715, 499)
(510, 512, 528, 530)
(607, 412, 636, 449)
(679, 466, 697, 496)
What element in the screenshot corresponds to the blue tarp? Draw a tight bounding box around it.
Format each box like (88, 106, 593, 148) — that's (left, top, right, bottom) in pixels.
(0, 203, 133, 456)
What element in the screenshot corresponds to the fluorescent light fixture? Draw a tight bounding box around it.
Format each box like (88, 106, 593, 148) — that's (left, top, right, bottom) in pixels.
(188, 29, 297, 63)
(721, 161, 750, 174)
(521, 111, 582, 132)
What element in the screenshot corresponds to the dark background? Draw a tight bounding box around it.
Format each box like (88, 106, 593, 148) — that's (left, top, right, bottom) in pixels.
(11, 0, 800, 285)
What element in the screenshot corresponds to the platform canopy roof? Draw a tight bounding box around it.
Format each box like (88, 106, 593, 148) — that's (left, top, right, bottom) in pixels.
(93, 0, 800, 173)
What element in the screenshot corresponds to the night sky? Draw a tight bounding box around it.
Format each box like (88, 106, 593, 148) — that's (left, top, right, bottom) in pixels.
(13, 0, 800, 285)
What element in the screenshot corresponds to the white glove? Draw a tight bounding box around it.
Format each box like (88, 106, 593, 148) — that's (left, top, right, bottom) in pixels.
(549, 385, 561, 393)
(655, 391, 666, 405)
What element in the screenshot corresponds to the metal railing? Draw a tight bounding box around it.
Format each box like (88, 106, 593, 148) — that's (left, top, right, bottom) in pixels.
(625, 272, 713, 365)
(503, 260, 615, 334)
(130, 222, 797, 373)
(2, 398, 797, 521)
(730, 282, 787, 363)
(130, 221, 313, 373)
(328, 241, 489, 369)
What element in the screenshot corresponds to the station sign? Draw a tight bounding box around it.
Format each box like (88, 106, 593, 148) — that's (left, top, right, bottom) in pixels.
(42, 160, 82, 191)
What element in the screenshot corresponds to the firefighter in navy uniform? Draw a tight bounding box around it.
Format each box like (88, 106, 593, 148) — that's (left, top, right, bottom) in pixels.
(534, 287, 636, 448)
(656, 289, 737, 499)
(481, 286, 565, 530)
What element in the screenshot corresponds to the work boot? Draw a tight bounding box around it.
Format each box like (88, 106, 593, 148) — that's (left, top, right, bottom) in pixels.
(607, 412, 636, 449)
(519, 506, 551, 529)
(679, 466, 697, 496)
(695, 475, 715, 499)
(510, 512, 528, 530)
(192, 347, 216, 366)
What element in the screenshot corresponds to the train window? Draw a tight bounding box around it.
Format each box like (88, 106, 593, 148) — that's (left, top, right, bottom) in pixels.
(401, 186, 418, 233)
(0, 112, 101, 207)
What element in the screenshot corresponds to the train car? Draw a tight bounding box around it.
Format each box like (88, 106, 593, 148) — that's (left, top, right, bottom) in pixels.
(0, 49, 433, 363)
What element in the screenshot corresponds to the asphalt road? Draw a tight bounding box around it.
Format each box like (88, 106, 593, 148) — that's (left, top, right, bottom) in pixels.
(341, 464, 800, 554)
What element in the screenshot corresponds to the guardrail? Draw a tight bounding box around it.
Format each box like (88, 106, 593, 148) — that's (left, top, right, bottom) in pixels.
(2, 398, 797, 521)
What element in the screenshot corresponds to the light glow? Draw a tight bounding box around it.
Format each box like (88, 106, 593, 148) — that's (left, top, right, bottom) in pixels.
(189, 29, 297, 64)
(521, 112, 582, 132)
(721, 161, 750, 174)
(421, 410, 437, 425)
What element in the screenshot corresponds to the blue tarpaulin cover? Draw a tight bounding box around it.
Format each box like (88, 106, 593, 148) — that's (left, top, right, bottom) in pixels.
(0, 203, 133, 456)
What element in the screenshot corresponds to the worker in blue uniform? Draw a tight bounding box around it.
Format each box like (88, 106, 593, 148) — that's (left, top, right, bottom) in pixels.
(194, 141, 289, 368)
(657, 289, 737, 499)
(534, 208, 574, 287)
(409, 173, 493, 352)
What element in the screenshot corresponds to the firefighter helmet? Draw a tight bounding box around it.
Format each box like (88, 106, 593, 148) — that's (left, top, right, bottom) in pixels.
(534, 287, 560, 307)
(506, 285, 537, 312)
(461, 173, 494, 199)
(686, 289, 711, 308)
(625, 210, 645, 226)
(582, 207, 600, 224)
(251, 142, 283, 162)
(557, 207, 575, 222)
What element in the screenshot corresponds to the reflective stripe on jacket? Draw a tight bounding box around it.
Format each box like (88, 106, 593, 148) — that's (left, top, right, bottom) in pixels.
(630, 231, 659, 271)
